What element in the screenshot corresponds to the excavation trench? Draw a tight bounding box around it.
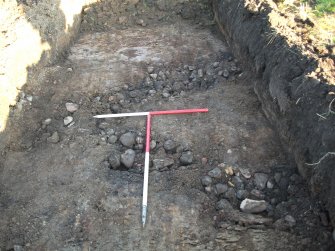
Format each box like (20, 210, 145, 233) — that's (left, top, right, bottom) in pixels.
(0, 0, 334, 250)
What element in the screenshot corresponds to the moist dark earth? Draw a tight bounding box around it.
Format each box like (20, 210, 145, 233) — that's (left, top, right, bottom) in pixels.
(0, 1, 334, 250)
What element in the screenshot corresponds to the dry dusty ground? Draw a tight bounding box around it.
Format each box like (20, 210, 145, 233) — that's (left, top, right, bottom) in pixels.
(0, 2, 334, 251)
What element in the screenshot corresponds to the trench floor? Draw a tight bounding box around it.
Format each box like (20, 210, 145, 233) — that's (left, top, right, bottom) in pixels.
(0, 20, 332, 250)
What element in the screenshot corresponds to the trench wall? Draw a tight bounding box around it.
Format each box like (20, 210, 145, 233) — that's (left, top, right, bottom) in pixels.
(213, 0, 335, 224)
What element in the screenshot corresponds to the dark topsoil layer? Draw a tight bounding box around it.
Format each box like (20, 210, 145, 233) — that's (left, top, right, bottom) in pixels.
(213, 0, 335, 225)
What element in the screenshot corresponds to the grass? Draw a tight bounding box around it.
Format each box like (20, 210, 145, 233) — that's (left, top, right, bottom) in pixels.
(276, 0, 335, 45)
(314, 0, 335, 15)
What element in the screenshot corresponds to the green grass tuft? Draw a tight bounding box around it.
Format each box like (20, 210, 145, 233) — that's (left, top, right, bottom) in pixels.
(314, 0, 335, 15)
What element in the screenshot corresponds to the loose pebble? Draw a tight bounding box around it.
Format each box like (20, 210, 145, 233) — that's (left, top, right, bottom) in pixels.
(254, 173, 268, 190)
(64, 116, 73, 126)
(201, 176, 213, 186)
(65, 102, 79, 113)
(180, 151, 193, 165)
(121, 149, 136, 168)
(250, 189, 265, 199)
(215, 183, 228, 195)
(224, 166, 234, 176)
(108, 135, 118, 144)
(208, 167, 222, 178)
(147, 66, 154, 74)
(216, 199, 233, 211)
(284, 215, 296, 227)
(239, 168, 251, 179)
(232, 176, 244, 190)
(223, 187, 236, 201)
(119, 132, 136, 147)
(163, 139, 177, 153)
(240, 199, 267, 213)
(47, 132, 60, 143)
(109, 152, 121, 169)
(267, 180, 274, 189)
(150, 140, 157, 150)
(236, 190, 249, 200)
(42, 118, 52, 126)
(223, 69, 229, 78)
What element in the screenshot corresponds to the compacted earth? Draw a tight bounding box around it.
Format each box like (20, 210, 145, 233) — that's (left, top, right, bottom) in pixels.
(0, 1, 334, 250)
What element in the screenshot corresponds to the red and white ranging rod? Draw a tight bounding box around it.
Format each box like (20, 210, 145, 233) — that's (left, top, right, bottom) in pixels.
(94, 108, 208, 227)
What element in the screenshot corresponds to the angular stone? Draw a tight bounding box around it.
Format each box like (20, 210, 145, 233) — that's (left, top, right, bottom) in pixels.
(163, 139, 177, 153)
(216, 199, 233, 211)
(215, 183, 228, 195)
(180, 151, 193, 165)
(250, 189, 265, 199)
(208, 167, 222, 178)
(152, 159, 164, 170)
(147, 66, 154, 74)
(63, 116, 73, 126)
(109, 152, 121, 169)
(236, 190, 249, 200)
(224, 166, 234, 176)
(267, 179, 275, 189)
(108, 135, 118, 144)
(224, 187, 236, 202)
(47, 131, 59, 143)
(119, 132, 136, 147)
(254, 173, 268, 190)
(240, 199, 267, 213)
(239, 168, 251, 179)
(153, 158, 175, 171)
(232, 176, 244, 189)
(65, 102, 79, 113)
(150, 140, 157, 150)
(121, 149, 136, 168)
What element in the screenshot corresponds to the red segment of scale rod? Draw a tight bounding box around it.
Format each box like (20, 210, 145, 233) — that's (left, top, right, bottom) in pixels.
(150, 108, 208, 116)
(145, 114, 152, 153)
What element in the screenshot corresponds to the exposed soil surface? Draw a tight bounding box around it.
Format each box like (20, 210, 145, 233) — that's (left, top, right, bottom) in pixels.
(0, 1, 334, 250)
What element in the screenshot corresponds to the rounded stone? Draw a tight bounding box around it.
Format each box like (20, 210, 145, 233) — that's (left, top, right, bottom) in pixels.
(163, 139, 177, 153)
(119, 132, 136, 147)
(201, 176, 213, 186)
(284, 215, 296, 227)
(121, 149, 136, 168)
(215, 183, 228, 195)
